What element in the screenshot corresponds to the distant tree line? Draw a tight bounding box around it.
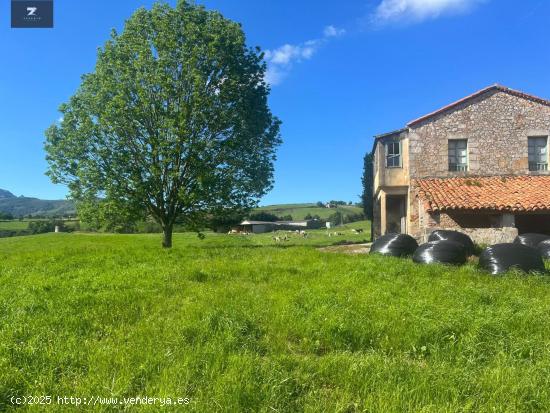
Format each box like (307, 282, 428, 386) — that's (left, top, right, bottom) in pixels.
(0, 219, 78, 239)
(316, 201, 356, 207)
(327, 211, 365, 226)
(247, 212, 293, 222)
(27, 220, 77, 235)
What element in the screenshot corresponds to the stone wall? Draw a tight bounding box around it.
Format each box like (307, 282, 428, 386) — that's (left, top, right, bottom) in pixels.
(408, 90, 550, 179)
(461, 227, 518, 245)
(409, 183, 519, 244)
(421, 226, 518, 245)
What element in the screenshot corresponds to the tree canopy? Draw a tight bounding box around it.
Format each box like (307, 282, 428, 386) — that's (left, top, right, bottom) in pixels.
(361, 152, 374, 221)
(45, 1, 281, 247)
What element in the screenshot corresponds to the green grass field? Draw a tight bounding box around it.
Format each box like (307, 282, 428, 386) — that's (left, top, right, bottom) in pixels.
(1, 223, 550, 412)
(0, 220, 29, 231)
(256, 203, 363, 220)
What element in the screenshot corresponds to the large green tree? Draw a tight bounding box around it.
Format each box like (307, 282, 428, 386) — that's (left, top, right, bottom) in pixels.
(361, 152, 374, 221)
(45, 1, 281, 247)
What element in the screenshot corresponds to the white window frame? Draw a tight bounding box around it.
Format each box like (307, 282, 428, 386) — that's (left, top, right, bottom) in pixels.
(385, 140, 402, 168)
(448, 139, 468, 172)
(528, 136, 548, 171)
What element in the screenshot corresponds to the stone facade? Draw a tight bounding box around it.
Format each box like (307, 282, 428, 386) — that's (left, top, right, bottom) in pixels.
(407, 90, 550, 241)
(373, 86, 550, 242)
(416, 208, 518, 244)
(408, 90, 550, 178)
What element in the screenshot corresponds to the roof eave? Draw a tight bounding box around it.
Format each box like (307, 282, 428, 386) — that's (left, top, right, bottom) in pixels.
(407, 84, 550, 128)
(371, 128, 407, 154)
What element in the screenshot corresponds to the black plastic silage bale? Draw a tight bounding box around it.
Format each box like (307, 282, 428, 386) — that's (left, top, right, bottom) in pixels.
(428, 229, 475, 255)
(513, 233, 550, 248)
(370, 233, 419, 257)
(537, 239, 550, 259)
(479, 243, 546, 275)
(412, 240, 468, 265)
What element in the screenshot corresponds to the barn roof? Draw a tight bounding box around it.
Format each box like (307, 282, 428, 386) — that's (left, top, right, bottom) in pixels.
(239, 220, 276, 225)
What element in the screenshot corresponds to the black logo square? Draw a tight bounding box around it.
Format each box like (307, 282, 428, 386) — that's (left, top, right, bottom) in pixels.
(11, 0, 54, 28)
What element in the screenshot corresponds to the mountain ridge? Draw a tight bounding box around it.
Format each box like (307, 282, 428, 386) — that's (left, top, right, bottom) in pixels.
(0, 189, 75, 217)
(0, 189, 16, 199)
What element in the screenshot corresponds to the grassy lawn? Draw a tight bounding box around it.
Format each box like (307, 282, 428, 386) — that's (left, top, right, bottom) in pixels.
(1, 226, 550, 412)
(0, 220, 29, 231)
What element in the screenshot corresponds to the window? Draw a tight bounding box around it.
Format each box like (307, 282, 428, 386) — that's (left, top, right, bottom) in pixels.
(448, 139, 468, 171)
(528, 136, 548, 171)
(385, 141, 401, 168)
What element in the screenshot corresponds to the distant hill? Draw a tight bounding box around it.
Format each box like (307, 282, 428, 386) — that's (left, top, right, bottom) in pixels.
(0, 189, 16, 199)
(255, 203, 363, 221)
(0, 189, 75, 217)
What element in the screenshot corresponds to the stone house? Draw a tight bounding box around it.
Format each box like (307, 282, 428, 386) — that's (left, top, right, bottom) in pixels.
(372, 84, 550, 244)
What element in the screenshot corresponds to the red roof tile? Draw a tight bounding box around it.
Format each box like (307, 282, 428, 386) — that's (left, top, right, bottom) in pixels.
(414, 175, 550, 212)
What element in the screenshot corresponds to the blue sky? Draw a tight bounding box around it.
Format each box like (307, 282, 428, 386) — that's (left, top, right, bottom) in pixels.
(1, 0, 549, 205)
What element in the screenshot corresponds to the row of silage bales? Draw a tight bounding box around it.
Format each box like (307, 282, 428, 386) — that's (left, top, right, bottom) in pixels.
(369, 230, 549, 275)
(369, 233, 418, 257)
(413, 230, 471, 265)
(538, 239, 550, 259)
(479, 243, 545, 274)
(514, 233, 550, 248)
(478, 233, 550, 274)
(412, 240, 467, 265)
(513, 233, 550, 260)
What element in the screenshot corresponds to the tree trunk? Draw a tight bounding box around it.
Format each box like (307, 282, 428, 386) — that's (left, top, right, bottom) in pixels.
(162, 225, 173, 248)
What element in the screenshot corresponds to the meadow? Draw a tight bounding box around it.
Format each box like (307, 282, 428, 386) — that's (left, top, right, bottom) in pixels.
(0, 220, 30, 231)
(255, 203, 363, 220)
(1, 223, 550, 412)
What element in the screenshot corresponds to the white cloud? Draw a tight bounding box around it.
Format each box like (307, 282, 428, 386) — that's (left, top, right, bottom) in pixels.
(373, 0, 484, 24)
(264, 26, 345, 85)
(265, 43, 316, 65)
(323, 25, 346, 37)
(264, 66, 286, 86)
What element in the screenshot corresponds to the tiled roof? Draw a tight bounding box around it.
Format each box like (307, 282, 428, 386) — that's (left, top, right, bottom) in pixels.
(414, 175, 550, 212)
(407, 84, 550, 127)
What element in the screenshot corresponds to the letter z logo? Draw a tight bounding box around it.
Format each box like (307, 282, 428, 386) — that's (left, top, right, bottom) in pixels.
(11, 0, 53, 28)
